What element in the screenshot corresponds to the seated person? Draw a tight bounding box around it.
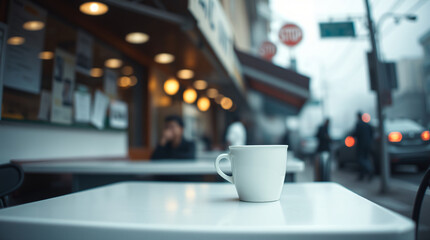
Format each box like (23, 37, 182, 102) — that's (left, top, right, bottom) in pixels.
(151, 115, 195, 160)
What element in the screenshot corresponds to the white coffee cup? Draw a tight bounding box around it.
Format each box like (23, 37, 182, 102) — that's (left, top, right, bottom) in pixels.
(215, 145, 288, 202)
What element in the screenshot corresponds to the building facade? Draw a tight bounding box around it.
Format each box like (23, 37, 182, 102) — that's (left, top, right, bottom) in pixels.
(420, 29, 430, 127)
(386, 58, 426, 124)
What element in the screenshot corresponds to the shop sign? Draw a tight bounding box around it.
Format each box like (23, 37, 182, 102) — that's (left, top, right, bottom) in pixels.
(188, 0, 243, 90)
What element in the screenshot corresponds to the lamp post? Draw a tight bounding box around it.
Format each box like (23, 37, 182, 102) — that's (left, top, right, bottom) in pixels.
(364, 0, 417, 193)
(364, 0, 390, 193)
(376, 13, 418, 60)
(377, 13, 417, 31)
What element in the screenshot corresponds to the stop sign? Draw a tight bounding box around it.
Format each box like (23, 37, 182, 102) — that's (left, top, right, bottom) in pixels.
(279, 23, 303, 47)
(258, 41, 277, 61)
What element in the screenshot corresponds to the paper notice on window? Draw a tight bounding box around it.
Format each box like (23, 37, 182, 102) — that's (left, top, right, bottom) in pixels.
(75, 30, 93, 76)
(90, 90, 109, 129)
(37, 90, 51, 121)
(74, 87, 91, 123)
(50, 49, 75, 125)
(109, 100, 128, 129)
(3, 0, 46, 94)
(104, 69, 117, 98)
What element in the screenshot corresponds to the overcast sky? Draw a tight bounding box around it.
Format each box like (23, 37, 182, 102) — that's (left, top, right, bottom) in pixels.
(268, 0, 430, 136)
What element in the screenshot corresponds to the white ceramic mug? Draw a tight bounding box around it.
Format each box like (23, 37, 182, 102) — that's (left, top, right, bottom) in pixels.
(215, 145, 288, 202)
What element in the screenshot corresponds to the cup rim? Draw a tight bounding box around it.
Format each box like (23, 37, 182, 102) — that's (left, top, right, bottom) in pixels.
(229, 145, 288, 149)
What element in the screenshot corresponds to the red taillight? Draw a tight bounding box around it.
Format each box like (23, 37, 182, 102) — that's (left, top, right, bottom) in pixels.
(345, 136, 355, 147)
(421, 131, 430, 141)
(361, 113, 371, 123)
(388, 132, 402, 142)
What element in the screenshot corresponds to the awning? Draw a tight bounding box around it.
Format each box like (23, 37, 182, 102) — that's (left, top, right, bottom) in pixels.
(236, 50, 310, 114)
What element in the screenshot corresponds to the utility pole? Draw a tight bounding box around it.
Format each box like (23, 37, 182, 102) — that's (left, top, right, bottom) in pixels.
(364, 0, 390, 193)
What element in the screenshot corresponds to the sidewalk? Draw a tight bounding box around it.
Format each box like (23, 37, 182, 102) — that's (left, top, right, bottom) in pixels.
(296, 161, 430, 239)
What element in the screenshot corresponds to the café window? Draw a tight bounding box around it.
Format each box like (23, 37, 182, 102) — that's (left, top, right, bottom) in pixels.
(1, 0, 148, 146)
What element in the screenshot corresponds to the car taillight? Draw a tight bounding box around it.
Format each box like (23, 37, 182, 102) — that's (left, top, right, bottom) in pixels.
(421, 131, 430, 141)
(345, 136, 355, 147)
(388, 132, 402, 142)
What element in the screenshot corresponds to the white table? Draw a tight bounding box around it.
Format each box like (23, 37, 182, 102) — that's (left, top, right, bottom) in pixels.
(18, 158, 304, 175)
(0, 182, 414, 240)
(16, 158, 305, 191)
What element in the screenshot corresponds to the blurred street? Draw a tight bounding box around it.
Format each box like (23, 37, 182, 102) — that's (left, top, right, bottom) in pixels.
(394, 166, 428, 185)
(296, 158, 430, 239)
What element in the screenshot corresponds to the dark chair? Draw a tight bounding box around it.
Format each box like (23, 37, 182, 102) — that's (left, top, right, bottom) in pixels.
(0, 163, 24, 208)
(412, 167, 430, 239)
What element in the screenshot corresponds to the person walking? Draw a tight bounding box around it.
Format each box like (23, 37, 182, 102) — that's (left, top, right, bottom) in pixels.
(314, 119, 331, 181)
(316, 119, 331, 154)
(353, 112, 374, 181)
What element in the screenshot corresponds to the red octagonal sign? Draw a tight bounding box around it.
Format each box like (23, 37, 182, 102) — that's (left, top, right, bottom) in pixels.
(279, 23, 303, 47)
(259, 41, 277, 61)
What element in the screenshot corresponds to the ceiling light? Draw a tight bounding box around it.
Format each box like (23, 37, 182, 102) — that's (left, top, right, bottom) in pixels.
(220, 97, 233, 110)
(38, 51, 54, 60)
(164, 78, 180, 95)
(183, 88, 197, 104)
(207, 88, 218, 98)
(197, 97, 211, 112)
(193, 80, 207, 90)
(23, 21, 45, 31)
(105, 58, 123, 68)
(158, 96, 172, 107)
(215, 94, 224, 104)
(118, 76, 131, 88)
(177, 69, 194, 79)
(7, 36, 25, 45)
(80, 2, 109, 16)
(121, 66, 134, 75)
(90, 68, 103, 78)
(129, 75, 138, 86)
(125, 32, 149, 44)
(154, 53, 174, 64)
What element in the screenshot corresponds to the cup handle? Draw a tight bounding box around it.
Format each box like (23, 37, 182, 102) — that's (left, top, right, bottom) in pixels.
(215, 153, 234, 183)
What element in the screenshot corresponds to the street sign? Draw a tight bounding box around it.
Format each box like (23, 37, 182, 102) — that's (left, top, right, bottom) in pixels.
(319, 22, 355, 38)
(258, 41, 277, 61)
(367, 52, 398, 91)
(279, 23, 303, 47)
(366, 51, 397, 106)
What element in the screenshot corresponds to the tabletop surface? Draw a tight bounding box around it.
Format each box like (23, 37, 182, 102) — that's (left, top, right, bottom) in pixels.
(0, 182, 414, 240)
(18, 158, 305, 174)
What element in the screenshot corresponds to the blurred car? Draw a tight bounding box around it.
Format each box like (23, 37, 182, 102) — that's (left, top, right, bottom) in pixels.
(335, 119, 430, 171)
(385, 119, 430, 170)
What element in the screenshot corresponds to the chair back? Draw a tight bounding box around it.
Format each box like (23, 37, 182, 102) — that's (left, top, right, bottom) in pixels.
(0, 163, 24, 208)
(412, 167, 430, 239)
